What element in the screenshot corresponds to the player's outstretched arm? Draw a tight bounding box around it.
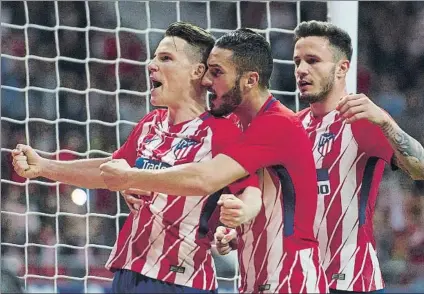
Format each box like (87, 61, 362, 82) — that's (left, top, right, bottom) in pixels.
(218, 187, 262, 228)
(99, 154, 248, 196)
(12, 144, 111, 189)
(337, 94, 424, 180)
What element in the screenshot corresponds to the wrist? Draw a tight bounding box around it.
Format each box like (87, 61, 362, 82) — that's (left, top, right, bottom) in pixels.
(125, 168, 135, 189)
(378, 112, 392, 128)
(38, 157, 50, 177)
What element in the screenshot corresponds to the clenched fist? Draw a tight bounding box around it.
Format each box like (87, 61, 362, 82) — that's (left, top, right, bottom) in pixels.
(11, 144, 45, 179)
(214, 226, 237, 255)
(99, 159, 132, 191)
(218, 194, 247, 228)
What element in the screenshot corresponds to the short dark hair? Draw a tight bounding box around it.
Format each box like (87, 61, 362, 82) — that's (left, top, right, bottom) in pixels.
(294, 21, 352, 62)
(215, 28, 273, 89)
(165, 22, 215, 64)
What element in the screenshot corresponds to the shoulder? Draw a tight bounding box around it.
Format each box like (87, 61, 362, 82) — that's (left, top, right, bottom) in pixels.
(256, 104, 304, 132)
(201, 112, 241, 131)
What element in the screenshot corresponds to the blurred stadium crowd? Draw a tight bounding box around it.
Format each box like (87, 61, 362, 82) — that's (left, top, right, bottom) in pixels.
(1, 1, 424, 292)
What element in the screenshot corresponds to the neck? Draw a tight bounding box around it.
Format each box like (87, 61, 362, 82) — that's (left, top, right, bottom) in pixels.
(310, 83, 348, 117)
(168, 91, 207, 125)
(234, 88, 270, 129)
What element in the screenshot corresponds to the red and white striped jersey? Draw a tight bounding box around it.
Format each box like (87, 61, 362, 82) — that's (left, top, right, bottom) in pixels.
(106, 109, 257, 291)
(222, 97, 328, 293)
(298, 108, 394, 292)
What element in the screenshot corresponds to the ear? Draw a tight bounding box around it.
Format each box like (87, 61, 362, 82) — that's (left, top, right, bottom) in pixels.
(336, 59, 350, 79)
(191, 63, 206, 80)
(243, 71, 259, 89)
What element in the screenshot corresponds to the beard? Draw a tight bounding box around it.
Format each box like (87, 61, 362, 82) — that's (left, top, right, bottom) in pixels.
(299, 66, 336, 104)
(209, 76, 243, 117)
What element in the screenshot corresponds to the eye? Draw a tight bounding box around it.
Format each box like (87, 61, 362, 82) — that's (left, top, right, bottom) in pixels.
(160, 55, 171, 61)
(211, 69, 222, 77)
(307, 58, 318, 64)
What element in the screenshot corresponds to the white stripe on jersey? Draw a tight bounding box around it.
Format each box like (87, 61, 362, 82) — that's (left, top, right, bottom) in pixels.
(299, 248, 317, 293)
(369, 243, 383, 290)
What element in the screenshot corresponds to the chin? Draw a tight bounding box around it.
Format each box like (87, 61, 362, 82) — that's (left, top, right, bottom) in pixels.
(150, 97, 163, 107)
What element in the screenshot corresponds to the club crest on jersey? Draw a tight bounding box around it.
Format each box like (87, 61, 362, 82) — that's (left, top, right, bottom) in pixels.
(318, 132, 336, 156)
(173, 138, 198, 160)
(135, 157, 171, 170)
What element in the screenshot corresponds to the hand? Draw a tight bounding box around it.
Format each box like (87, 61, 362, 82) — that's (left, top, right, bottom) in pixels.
(121, 188, 153, 213)
(99, 159, 132, 191)
(214, 226, 237, 255)
(218, 194, 246, 228)
(11, 144, 45, 179)
(336, 93, 391, 126)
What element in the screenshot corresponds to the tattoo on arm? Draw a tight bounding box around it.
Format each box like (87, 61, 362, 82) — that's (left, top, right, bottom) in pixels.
(381, 121, 424, 179)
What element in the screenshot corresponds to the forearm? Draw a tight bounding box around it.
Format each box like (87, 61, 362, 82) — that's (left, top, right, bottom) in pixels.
(381, 120, 424, 180)
(238, 186, 262, 222)
(126, 155, 248, 196)
(41, 157, 111, 189)
(127, 164, 216, 196)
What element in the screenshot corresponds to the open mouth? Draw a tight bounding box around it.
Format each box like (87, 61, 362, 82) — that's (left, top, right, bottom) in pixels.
(298, 80, 312, 90)
(151, 80, 163, 91)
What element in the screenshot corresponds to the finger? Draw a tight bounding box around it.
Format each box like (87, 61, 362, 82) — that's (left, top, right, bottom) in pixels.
(337, 98, 364, 115)
(337, 94, 362, 110)
(220, 208, 241, 217)
(11, 149, 24, 156)
(214, 226, 228, 240)
(221, 200, 243, 209)
(340, 105, 366, 119)
(345, 112, 367, 124)
(125, 195, 144, 205)
(123, 188, 153, 196)
(218, 194, 236, 205)
(216, 245, 231, 255)
(219, 194, 237, 202)
(220, 218, 236, 229)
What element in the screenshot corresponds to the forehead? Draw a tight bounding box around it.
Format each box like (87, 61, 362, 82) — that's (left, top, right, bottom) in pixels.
(207, 47, 236, 70)
(293, 36, 333, 59)
(155, 36, 188, 55)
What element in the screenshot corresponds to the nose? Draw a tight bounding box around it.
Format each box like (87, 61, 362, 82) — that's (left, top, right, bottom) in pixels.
(295, 60, 308, 78)
(148, 60, 158, 72)
(201, 71, 212, 87)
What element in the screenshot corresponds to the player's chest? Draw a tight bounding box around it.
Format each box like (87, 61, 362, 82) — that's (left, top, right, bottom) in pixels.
(306, 120, 356, 164)
(135, 124, 212, 164)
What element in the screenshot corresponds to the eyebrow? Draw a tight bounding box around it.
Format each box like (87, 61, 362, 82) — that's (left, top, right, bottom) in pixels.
(208, 63, 222, 68)
(293, 54, 321, 59)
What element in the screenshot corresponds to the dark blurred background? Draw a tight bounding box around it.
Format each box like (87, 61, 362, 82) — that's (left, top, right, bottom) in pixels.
(1, 1, 424, 293)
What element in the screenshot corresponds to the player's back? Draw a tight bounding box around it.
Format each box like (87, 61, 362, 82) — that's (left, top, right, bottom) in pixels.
(107, 109, 243, 291)
(298, 108, 394, 292)
(223, 97, 327, 293)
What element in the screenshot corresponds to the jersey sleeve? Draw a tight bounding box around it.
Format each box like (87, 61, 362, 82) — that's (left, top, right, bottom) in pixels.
(209, 116, 260, 194)
(112, 111, 157, 166)
(221, 114, 310, 175)
(352, 117, 394, 164)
